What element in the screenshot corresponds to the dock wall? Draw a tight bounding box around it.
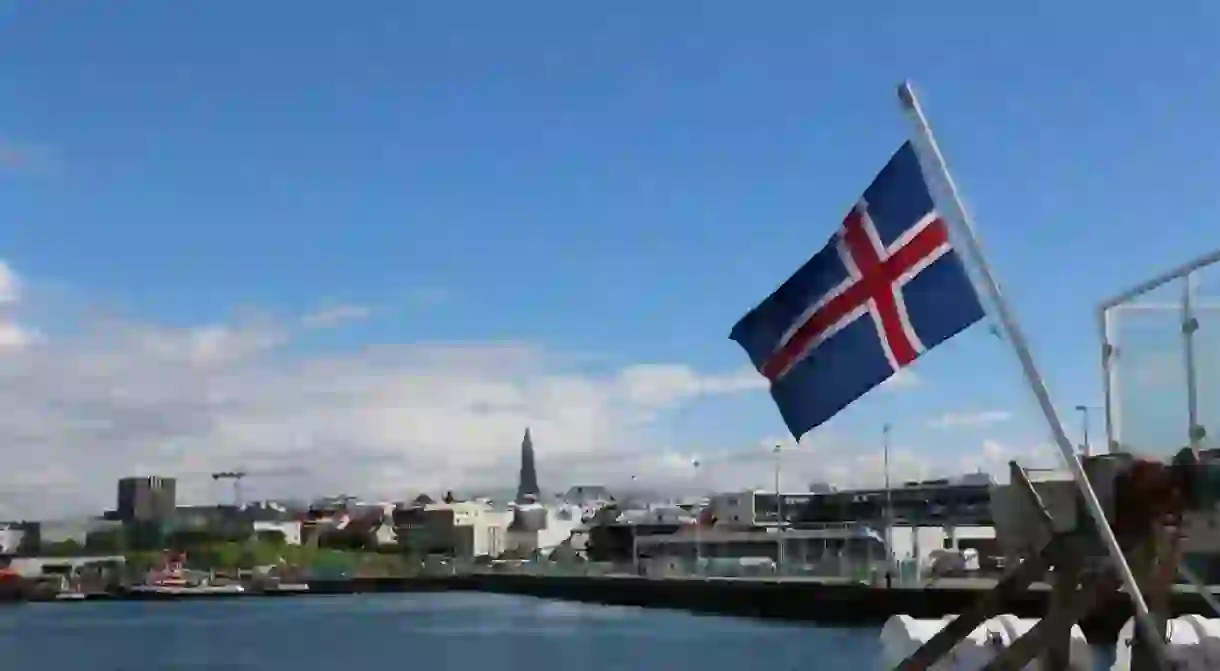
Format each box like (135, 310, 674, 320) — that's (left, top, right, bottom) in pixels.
(306, 573, 1218, 644)
(11, 571, 1214, 645)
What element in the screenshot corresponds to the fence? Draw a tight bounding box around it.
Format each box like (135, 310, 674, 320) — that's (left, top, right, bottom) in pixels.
(1100, 248, 1220, 458)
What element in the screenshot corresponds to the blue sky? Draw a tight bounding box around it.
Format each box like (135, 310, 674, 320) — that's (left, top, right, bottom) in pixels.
(0, 2, 1218, 507)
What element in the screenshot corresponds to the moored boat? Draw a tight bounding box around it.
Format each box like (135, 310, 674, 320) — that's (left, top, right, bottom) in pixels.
(126, 550, 247, 598)
(0, 567, 30, 603)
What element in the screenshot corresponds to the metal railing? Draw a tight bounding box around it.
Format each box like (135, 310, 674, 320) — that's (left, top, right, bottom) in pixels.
(1100, 248, 1220, 457)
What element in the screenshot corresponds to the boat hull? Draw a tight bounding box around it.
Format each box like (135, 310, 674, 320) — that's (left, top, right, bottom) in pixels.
(123, 585, 248, 600)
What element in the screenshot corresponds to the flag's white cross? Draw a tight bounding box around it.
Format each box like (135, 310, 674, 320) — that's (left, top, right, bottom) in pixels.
(763, 203, 952, 381)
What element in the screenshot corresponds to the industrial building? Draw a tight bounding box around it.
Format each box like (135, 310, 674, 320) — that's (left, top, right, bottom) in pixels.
(116, 476, 177, 523)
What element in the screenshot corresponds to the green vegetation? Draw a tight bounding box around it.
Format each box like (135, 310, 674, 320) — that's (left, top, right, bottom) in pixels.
(36, 525, 421, 579)
(160, 539, 418, 577)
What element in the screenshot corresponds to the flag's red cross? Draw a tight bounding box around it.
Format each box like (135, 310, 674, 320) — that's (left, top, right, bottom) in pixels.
(761, 204, 952, 381)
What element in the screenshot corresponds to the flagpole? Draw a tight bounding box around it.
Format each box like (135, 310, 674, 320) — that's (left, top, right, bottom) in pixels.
(896, 80, 1166, 658)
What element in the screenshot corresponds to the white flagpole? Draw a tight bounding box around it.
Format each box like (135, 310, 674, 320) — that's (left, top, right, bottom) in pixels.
(896, 81, 1167, 659)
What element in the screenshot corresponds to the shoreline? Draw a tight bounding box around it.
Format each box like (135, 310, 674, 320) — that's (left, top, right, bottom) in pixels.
(9, 572, 1219, 643)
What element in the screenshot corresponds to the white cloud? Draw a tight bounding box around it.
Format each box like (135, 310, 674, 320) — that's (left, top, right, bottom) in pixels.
(616, 364, 766, 409)
(707, 436, 1061, 495)
(616, 363, 917, 410)
(927, 410, 1012, 429)
(0, 261, 19, 305)
(0, 260, 1047, 517)
(300, 304, 372, 329)
(0, 322, 35, 349)
(951, 439, 1060, 480)
(609, 429, 936, 495)
(0, 263, 771, 518)
(881, 368, 920, 389)
(427, 425, 1057, 503)
(0, 262, 35, 351)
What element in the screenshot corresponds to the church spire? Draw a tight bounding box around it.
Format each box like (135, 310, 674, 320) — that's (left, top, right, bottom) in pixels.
(516, 427, 540, 503)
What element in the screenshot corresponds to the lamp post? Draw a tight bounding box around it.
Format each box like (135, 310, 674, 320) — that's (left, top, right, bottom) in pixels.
(630, 474, 640, 575)
(1074, 405, 1093, 457)
(692, 458, 702, 576)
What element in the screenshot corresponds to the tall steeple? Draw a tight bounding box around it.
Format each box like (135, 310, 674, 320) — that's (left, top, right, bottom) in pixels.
(516, 427, 540, 503)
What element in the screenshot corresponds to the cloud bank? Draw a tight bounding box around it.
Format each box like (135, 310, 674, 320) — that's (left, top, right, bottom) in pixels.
(0, 262, 786, 517)
(927, 410, 1011, 429)
(0, 260, 1038, 519)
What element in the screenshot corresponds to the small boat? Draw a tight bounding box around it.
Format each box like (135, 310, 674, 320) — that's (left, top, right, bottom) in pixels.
(127, 583, 246, 596)
(0, 568, 29, 603)
(127, 550, 247, 598)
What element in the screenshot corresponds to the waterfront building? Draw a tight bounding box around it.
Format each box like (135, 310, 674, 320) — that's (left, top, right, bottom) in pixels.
(505, 501, 581, 557)
(252, 520, 303, 546)
(0, 525, 22, 555)
(586, 521, 684, 564)
(4, 554, 125, 580)
(561, 485, 614, 506)
(704, 473, 993, 531)
(116, 476, 177, 523)
(585, 475, 1001, 578)
(624, 505, 698, 525)
(0, 521, 39, 555)
(704, 475, 993, 532)
(302, 500, 398, 549)
(393, 500, 511, 558)
(165, 503, 304, 546)
(582, 504, 697, 563)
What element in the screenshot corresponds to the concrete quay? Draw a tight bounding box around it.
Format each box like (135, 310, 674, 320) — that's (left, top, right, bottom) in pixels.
(354, 573, 1220, 644)
(11, 571, 1218, 645)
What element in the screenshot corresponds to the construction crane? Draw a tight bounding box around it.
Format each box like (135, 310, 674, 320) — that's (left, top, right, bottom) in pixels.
(211, 466, 307, 507)
(211, 471, 248, 507)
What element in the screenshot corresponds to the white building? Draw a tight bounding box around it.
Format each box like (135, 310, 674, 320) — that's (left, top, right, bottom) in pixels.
(395, 500, 512, 558)
(0, 525, 23, 554)
(562, 485, 613, 506)
(668, 483, 1000, 580)
(705, 490, 816, 527)
(619, 505, 696, 525)
(253, 520, 303, 546)
(6, 555, 126, 578)
(506, 503, 582, 557)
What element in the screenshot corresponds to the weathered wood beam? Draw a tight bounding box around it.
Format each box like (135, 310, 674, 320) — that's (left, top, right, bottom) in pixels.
(979, 568, 1118, 671)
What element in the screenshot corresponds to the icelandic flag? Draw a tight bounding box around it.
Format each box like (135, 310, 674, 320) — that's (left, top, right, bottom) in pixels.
(730, 142, 985, 439)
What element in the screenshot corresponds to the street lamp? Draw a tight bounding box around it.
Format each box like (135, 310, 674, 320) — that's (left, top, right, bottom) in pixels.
(630, 474, 640, 575)
(692, 458, 702, 575)
(1074, 405, 1093, 457)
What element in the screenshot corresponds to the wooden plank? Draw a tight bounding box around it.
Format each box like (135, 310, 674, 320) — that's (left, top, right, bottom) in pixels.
(1130, 523, 1176, 671)
(895, 464, 1072, 671)
(979, 569, 1118, 671)
(894, 535, 1070, 671)
(1041, 551, 1081, 671)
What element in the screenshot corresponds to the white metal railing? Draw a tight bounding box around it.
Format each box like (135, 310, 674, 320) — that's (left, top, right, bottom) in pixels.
(1099, 248, 1220, 456)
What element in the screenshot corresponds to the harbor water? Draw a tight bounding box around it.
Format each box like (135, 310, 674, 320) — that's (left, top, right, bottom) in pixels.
(0, 593, 879, 670)
(0, 592, 1119, 670)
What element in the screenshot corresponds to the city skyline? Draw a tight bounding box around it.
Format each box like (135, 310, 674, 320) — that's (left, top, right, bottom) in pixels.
(1, 3, 1218, 518)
